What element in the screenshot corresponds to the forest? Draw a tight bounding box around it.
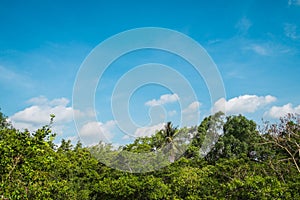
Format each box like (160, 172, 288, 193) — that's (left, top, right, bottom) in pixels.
(0, 110, 299, 199)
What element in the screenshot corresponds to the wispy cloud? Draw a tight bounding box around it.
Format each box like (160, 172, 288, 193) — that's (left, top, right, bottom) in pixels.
(243, 42, 292, 56)
(212, 95, 276, 115)
(249, 44, 269, 55)
(235, 17, 252, 35)
(264, 103, 300, 118)
(168, 110, 177, 117)
(226, 70, 245, 79)
(0, 65, 33, 88)
(284, 23, 299, 40)
(0, 65, 19, 80)
(145, 94, 179, 107)
(288, 0, 300, 6)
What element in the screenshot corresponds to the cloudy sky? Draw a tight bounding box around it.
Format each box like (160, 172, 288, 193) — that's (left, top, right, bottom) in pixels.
(1, 0, 300, 146)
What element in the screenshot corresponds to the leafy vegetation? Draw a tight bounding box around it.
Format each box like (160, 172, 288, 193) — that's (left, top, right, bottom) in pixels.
(0, 110, 299, 199)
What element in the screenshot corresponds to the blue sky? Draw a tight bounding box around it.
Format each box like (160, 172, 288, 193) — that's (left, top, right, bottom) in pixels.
(1, 0, 300, 146)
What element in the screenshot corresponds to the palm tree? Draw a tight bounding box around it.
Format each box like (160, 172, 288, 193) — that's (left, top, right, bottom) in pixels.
(164, 122, 178, 163)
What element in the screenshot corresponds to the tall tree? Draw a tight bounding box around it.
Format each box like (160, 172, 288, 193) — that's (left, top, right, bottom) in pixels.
(0, 109, 11, 130)
(206, 114, 261, 163)
(163, 122, 178, 163)
(262, 113, 300, 173)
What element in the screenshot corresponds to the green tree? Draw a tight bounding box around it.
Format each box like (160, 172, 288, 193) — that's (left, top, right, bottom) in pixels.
(163, 122, 178, 163)
(262, 113, 300, 173)
(206, 115, 261, 163)
(183, 112, 224, 166)
(2, 108, 300, 199)
(0, 109, 11, 130)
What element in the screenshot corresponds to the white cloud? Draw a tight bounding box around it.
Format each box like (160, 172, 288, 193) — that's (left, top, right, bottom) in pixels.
(288, 0, 300, 6)
(213, 95, 276, 115)
(27, 96, 69, 107)
(183, 101, 201, 114)
(168, 110, 177, 117)
(240, 40, 293, 57)
(11, 96, 72, 123)
(245, 42, 291, 56)
(26, 96, 48, 105)
(133, 123, 165, 138)
(264, 103, 300, 118)
(182, 101, 201, 127)
(235, 17, 252, 35)
(284, 23, 299, 40)
(251, 44, 268, 55)
(79, 120, 116, 145)
(145, 94, 179, 107)
(10, 96, 75, 133)
(0, 65, 32, 88)
(245, 44, 270, 56)
(0, 65, 20, 81)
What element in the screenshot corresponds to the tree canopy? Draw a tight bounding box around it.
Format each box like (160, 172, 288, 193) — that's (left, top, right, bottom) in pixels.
(0, 110, 299, 199)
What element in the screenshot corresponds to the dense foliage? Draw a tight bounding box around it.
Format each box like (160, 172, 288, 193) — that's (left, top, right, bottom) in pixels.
(0, 110, 299, 199)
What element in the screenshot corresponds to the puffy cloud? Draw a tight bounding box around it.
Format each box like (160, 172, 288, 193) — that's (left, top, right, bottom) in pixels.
(213, 95, 276, 115)
(145, 94, 179, 107)
(10, 96, 74, 133)
(182, 101, 201, 127)
(182, 101, 201, 114)
(27, 96, 69, 106)
(79, 120, 116, 145)
(264, 103, 300, 118)
(133, 123, 165, 138)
